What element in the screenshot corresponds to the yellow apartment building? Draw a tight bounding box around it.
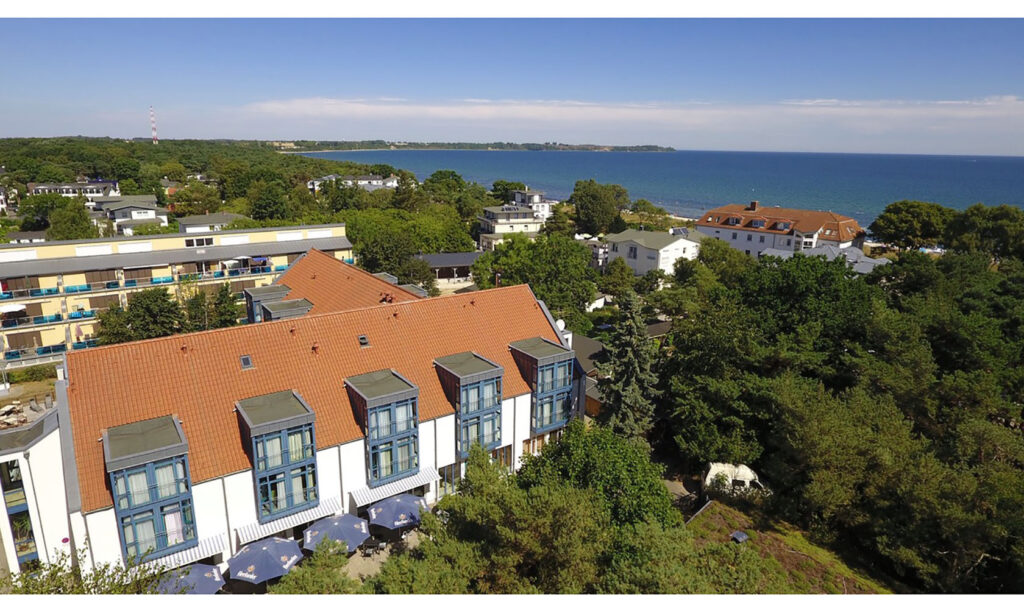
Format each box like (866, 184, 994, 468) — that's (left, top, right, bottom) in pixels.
(0, 224, 351, 369)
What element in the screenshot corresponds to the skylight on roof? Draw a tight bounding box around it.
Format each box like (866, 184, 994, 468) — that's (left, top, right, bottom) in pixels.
(240, 355, 254, 370)
(358, 335, 369, 348)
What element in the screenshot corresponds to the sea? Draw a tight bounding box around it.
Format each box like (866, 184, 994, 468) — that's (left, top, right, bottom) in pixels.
(302, 149, 1024, 226)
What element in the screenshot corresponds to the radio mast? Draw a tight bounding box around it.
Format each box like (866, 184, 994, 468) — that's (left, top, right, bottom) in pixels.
(150, 106, 159, 145)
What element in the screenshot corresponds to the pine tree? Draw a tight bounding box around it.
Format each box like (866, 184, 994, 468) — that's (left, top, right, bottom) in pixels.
(210, 283, 241, 329)
(595, 291, 660, 441)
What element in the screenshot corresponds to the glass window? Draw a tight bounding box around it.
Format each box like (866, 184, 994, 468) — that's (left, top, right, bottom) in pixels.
(439, 463, 460, 497)
(127, 470, 151, 506)
(483, 379, 499, 407)
(395, 401, 414, 433)
(731, 232, 737, 240)
(252, 423, 318, 521)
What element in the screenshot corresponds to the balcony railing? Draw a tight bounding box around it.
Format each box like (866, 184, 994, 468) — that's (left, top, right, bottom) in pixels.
(3, 487, 27, 510)
(463, 395, 502, 415)
(4, 344, 68, 361)
(1, 280, 120, 299)
(124, 276, 174, 288)
(71, 339, 100, 350)
(1, 314, 63, 329)
(178, 266, 274, 283)
(68, 310, 98, 320)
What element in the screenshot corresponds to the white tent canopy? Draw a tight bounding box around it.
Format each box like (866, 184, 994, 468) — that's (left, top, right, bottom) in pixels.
(0, 304, 27, 314)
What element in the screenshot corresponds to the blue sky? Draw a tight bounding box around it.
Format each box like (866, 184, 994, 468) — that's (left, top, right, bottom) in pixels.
(2, 18, 1024, 154)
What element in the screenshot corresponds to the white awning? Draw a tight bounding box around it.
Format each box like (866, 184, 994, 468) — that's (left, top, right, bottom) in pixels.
(233, 255, 252, 260)
(235, 496, 342, 545)
(0, 304, 27, 314)
(221, 259, 239, 266)
(351, 467, 440, 508)
(146, 534, 226, 570)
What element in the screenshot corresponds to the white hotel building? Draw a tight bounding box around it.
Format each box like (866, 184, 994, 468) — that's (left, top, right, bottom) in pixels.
(0, 251, 582, 576)
(695, 201, 866, 257)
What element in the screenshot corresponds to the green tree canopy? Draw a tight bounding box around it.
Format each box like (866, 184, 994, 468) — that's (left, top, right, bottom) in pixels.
(943, 203, 1024, 260)
(595, 291, 661, 441)
(171, 181, 221, 217)
(96, 288, 184, 344)
(570, 179, 630, 235)
(45, 202, 98, 240)
(17, 192, 78, 231)
(868, 200, 956, 250)
(599, 256, 635, 298)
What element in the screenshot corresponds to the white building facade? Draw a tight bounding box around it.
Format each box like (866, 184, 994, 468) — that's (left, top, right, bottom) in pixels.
(604, 229, 702, 276)
(695, 201, 865, 258)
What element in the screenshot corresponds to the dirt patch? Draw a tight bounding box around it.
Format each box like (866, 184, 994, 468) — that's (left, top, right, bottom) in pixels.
(342, 530, 422, 582)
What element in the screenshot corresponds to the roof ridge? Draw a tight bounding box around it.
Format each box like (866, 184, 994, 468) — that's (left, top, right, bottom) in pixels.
(68, 283, 536, 357)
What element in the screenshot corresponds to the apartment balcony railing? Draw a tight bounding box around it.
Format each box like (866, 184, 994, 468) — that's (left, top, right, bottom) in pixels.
(3, 343, 67, 361)
(71, 339, 100, 350)
(124, 276, 174, 288)
(463, 395, 502, 415)
(1, 314, 63, 329)
(68, 309, 98, 320)
(65, 280, 120, 293)
(0, 287, 59, 300)
(2, 281, 119, 300)
(178, 266, 274, 283)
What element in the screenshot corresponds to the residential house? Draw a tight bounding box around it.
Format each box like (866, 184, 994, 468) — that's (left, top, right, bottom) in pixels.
(6, 232, 47, 245)
(29, 181, 120, 199)
(511, 189, 557, 222)
(160, 179, 181, 197)
(177, 212, 250, 234)
(0, 279, 583, 576)
(90, 195, 169, 235)
(695, 201, 866, 257)
(604, 228, 704, 276)
(307, 174, 399, 195)
(0, 224, 352, 370)
(478, 206, 545, 251)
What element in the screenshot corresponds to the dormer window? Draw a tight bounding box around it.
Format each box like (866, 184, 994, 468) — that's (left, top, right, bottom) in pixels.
(727, 217, 741, 226)
(236, 391, 318, 522)
(750, 219, 765, 229)
(777, 222, 791, 231)
(104, 415, 197, 563)
(510, 337, 578, 435)
(346, 370, 421, 487)
(435, 352, 504, 458)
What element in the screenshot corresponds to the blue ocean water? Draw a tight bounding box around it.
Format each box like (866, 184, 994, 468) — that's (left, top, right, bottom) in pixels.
(303, 149, 1024, 225)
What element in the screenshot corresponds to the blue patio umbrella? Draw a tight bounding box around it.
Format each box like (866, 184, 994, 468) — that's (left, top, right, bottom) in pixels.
(156, 563, 225, 594)
(366, 494, 430, 530)
(303, 514, 370, 552)
(227, 537, 303, 584)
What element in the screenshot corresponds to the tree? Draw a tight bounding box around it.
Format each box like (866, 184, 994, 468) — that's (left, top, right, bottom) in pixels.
(595, 291, 661, 441)
(247, 179, 289, 220)
(285, 184, 319, 218)
(490, 179, 526, 204)
(695, 237, 756, 288)
(45, 202, 98, 240)
(517, 421, 680, 528)
(171, 182, 221, 217)
(269, 540, 362, 594)
(541, 204, 574, 237)
(210, 283, 241, 328)
(421, 169, 466, 205)
(181, 289, 210, 333)
(16, 193, 76, 231)
(943, 203, 1024, 260)
(321, 180, 365, 212)
(0, 550, 167, 594)
(868, 200, 956, 250)
(570, 179, 630, 235)
(631, 199, 672, 231)
(600, 257, 635, 298)
(472, 234, 597, 327)
(392, 171, 428, 212)
(633, 268, 665, 296)
(97, 288, 184, 344)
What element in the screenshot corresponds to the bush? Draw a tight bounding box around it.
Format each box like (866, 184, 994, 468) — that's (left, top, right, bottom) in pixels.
(7, 365, 57, 383)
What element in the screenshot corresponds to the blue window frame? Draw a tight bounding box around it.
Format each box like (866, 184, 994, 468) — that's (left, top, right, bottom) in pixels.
(533, 360, 575, 433)
(458, 377, 502, 457)
(252, 425, 318, 522)
(369, 436, 419, 484)
(367, 399, 417, 441)
(363, 393, 420, 488)
(109, 455, 197, 562)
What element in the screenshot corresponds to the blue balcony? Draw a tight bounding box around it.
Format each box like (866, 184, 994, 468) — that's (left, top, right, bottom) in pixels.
(274, 265, 289, 272)
(0, 291, 12, 300)
(28, 287, 59, 297)
(64, 284, 93, 294)
(35, 344, 67, 357)
(69, 310, 97, 320)
(106, 280, 121, 289)
(72, 340, 100, 350)
(32, 314, 63, 325)
(213, 270, 225, 278)
(125, 280, 137, 288)
(152, 276, 174, 285)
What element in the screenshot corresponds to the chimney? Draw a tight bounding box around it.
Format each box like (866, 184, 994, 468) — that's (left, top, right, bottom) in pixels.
(748, 201, 759, 211)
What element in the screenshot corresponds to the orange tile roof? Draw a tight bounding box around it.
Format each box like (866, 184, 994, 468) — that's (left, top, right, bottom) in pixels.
(65, 285, 562, 513)
(274, 248, 421, 312)
(697, 204, 865, 243)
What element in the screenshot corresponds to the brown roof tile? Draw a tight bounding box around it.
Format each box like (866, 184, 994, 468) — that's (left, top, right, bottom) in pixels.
(65, 285, 562, 513)
(275, 248, 420, 312)
(698, 204, 865, 243)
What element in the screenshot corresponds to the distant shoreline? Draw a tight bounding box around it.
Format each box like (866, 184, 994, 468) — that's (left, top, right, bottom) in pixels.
(286, 148, 674, 154)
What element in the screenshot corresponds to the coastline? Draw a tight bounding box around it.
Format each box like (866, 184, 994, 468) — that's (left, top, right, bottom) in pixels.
(283, 148, 674, 154)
